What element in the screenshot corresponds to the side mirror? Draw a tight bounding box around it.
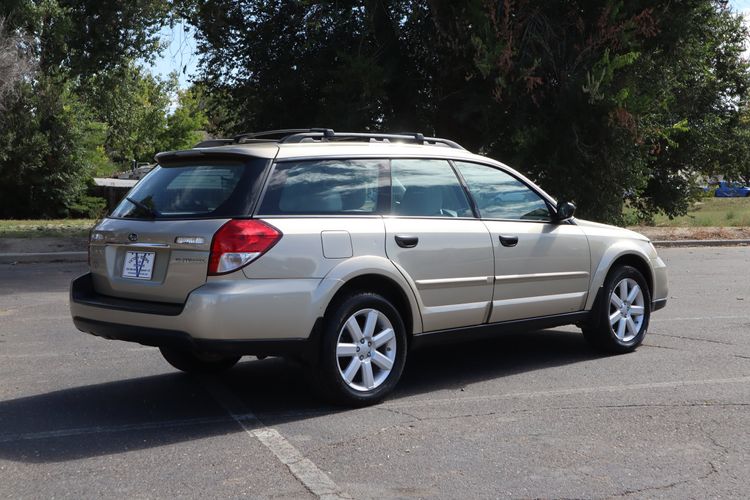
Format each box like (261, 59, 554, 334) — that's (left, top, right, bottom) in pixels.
(555, 201, 576, 221)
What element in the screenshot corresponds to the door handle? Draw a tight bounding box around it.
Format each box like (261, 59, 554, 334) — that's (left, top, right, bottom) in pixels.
(499, 235, 519, 247)
(395, 235, 419, 248)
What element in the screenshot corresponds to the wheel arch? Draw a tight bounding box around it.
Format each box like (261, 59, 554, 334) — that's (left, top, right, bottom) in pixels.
(323, 273, 418, 340)
(314, 256, 423, 336)
(608, 254, 654, 299)
(586, 246, 654, 310)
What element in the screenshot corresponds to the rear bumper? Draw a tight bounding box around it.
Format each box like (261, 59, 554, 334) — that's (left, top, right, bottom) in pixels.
(72, 316, 320, 358)
(70, 273, 325, 347)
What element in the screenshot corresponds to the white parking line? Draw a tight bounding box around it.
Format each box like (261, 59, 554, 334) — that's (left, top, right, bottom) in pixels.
(200, 377, 350, 500)
(652, 315, 749, 322)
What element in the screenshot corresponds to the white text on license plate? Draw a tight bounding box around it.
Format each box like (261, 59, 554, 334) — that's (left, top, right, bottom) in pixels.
(123, 251, 155, 280)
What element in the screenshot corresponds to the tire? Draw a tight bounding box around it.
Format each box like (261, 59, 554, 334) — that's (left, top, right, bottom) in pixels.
(159, 346, 240, 374)
(582, 265, 651, 353)
(315, 292, 407, 407)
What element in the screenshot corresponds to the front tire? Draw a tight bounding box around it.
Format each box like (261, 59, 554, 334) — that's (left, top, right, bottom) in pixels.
(582, 265, 651, 353)
(316, 292, 407, 407)
(159, 346, 240, 374)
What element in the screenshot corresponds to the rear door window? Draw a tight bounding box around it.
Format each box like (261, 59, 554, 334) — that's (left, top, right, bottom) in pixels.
(390, 159, 474, 217)
(258, 159, 387, 215)
(110, 158, 268, 219)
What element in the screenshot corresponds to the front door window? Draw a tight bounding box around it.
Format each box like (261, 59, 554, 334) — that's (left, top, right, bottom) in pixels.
(454, 161, 551, 221)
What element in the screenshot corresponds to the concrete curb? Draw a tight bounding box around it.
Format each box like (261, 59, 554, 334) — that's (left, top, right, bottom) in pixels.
(0, 251, 87, 264)
(652, 239, 750, 248)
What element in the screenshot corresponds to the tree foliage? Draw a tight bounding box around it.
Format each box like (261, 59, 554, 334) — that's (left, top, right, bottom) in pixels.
(1, 0, 171, 77)
(0, 1, 207, 218)
(0, 75, 106, 218)
(187, 0, 750, 223)
(719, 103, 750, 186)
(0, 17, 35, 110)
(81, 65, 208, 169)
(2, 0, 748, 221)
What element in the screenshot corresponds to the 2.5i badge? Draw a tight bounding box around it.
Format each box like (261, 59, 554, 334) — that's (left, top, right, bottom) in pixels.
(122, 251, 155, 280)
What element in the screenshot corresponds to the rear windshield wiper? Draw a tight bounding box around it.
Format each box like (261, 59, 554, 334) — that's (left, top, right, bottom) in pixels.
(126, 197, 160, 218)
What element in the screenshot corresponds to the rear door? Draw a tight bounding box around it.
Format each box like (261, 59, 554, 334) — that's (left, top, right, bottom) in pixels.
(453, 161, 591, 322)
(384, 159, 494, 332)
(89, 157, 269, 303)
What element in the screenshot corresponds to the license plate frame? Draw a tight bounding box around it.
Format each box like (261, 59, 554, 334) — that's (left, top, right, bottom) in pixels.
(122, 251, 156, 280)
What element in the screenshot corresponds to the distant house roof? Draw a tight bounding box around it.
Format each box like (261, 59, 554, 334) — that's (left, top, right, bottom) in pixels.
(115, 164, 155, 180)
(93, 178, 138, 188)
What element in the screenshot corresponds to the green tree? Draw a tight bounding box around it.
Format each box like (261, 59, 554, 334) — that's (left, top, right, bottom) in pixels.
(186, 0, 750, 223)
(185, 1, 397, 132)
(0, 16, 35, 109)
(1, 0, 171, 78)
(718, 105, 750, 186)
(0, 0, 164, 217)
(161, 86, 209, 151)
(81, 65, 208, 169)
(0, 75, 106, 218)
(0, 1, 210, 218)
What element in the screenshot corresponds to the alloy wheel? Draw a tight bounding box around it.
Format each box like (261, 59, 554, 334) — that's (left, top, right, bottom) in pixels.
(608, 278, 646, 342)
(336, 308, 397, 392)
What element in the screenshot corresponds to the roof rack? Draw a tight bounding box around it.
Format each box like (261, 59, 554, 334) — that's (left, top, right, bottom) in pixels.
(193, 129, 322, 148)
(280, 129, 465, 150)
(193, 128, 465, 150)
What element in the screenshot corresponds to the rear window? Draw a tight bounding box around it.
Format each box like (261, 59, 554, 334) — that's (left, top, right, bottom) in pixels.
(110, 158, 268, 219)
(258, 159, 387, 215)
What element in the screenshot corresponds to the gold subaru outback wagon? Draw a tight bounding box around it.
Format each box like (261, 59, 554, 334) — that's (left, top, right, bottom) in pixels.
(70, 129, 668, 406)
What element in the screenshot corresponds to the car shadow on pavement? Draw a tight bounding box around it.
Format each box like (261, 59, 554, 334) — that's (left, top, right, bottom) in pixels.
(396, 327, 596, 398)
(0, 328, 598, 463)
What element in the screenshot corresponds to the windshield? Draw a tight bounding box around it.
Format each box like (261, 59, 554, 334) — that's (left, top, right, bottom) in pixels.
(110, 158, 268, 219)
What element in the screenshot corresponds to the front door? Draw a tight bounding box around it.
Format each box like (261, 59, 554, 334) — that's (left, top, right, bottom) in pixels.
(453, 161, 591, 322)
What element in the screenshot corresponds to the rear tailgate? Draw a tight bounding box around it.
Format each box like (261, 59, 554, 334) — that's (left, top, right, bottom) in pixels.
(89, 218, 229, 303)
(89, 154, 272, 304)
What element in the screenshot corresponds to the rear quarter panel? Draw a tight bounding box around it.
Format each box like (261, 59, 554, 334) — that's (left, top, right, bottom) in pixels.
(242, 217, 386, 279)
(242, 217, 424, 334)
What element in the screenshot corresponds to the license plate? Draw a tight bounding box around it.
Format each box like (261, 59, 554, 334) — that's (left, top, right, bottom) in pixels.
(122, 251, 155, 280)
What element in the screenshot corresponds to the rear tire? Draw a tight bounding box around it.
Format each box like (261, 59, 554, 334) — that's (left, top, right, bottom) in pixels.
(159, 346, 240, 374)
(582, 265, 651, 353)
(315, 292, 407, 407)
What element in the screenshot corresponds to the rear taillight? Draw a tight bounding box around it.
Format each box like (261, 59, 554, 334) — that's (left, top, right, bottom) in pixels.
(208, 219, 281, 275)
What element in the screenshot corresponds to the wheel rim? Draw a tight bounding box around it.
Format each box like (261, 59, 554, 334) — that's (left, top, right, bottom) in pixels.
(608, 278, 646, 342)
(336, 308, 397, 392)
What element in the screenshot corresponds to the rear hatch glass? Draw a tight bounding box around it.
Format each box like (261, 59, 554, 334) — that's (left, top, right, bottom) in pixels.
(90, 157, 269, 303)
(111, 158, 267, 219)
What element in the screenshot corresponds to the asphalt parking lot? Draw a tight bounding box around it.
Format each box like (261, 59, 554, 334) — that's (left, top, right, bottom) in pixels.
(1, 247, 749, 499)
